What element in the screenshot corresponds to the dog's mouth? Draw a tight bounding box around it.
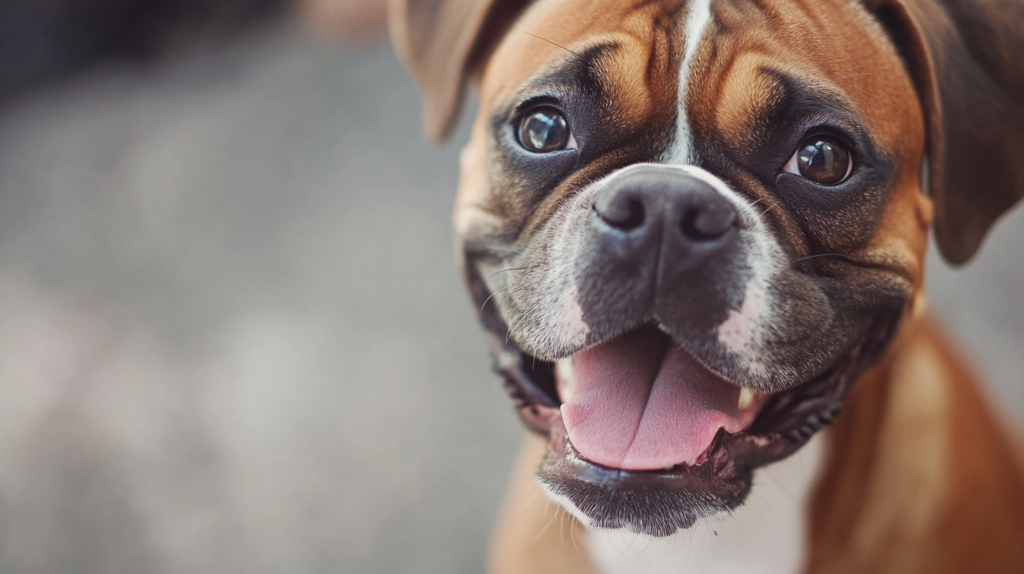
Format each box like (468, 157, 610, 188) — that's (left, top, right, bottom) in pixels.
(555, 326, 773, 472)
(495, 322, 867, 536)
(475, 270, 893, 536)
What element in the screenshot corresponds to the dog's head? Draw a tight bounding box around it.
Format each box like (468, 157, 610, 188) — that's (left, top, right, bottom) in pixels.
(391, 0, 1024, 536)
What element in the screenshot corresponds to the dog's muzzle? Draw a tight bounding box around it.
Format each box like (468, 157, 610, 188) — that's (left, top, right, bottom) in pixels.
(470, 164, 903, 536)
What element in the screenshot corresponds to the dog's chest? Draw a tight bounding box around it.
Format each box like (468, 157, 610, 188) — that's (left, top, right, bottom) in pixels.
(584, 434, 824, 574)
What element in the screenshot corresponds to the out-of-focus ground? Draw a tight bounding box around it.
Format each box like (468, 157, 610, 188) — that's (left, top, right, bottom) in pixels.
(0, 21, 1020, 574)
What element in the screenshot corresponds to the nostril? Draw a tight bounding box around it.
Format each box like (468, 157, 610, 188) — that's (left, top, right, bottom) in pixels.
(596, 198, 645, 231)
(681, 203, 736, 241)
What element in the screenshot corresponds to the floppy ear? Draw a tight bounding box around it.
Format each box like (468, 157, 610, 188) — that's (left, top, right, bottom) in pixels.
(867, 0, 1024, 264)
(389, 0, 530, 142)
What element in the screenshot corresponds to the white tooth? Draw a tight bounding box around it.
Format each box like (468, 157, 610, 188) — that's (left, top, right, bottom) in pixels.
(556, 357, 575, 382)
(738, 386, 755, 410)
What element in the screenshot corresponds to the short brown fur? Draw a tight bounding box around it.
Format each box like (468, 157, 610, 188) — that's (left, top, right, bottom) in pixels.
(807, 318, 1024, 573)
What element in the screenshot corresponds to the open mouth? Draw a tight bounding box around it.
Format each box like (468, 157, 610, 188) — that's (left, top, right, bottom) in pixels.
(495, 322, 866, 536)
(474, 271, 892, 536)
(555, 326, 769, 471)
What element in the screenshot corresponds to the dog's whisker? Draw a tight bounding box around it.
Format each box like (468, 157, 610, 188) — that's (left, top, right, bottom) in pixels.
(486, 246, 525, 255)
(509, 221, 543, 234)
(536, 502, 560, 540)
(559, 506, 566, 545)
(761, 468, 799, 506)
(506, 310, 532, 344)
(569, 509, 580, 552)
(725, 508, 743, 531)
(617, 527, 629, 551)
(791, 252, 856, 264)
(485, 265, 532, 280)
(824, 71, 871, 82)
(498, 290, 516, 309)
(701, 518, 714, 539)
(524, 488, 542, 508)
(523, 31, 581, 57)
(638, 531, 655, 559)
(480, 285, 512, 311)
(505, 312, 522, 343)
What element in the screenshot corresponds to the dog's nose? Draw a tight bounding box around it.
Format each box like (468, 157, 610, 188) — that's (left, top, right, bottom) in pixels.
(591, 166, 738, 271)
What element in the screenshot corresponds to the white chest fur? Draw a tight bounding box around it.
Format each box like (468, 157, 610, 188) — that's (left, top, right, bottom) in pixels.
(585, 434, 825, 574)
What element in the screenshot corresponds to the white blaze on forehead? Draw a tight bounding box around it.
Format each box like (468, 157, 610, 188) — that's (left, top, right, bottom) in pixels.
(665, 0, 714, 165)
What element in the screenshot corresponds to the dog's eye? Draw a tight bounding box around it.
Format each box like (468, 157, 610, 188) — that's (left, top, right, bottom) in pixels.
(518, 107, 575, 153)
(784, 136, 852, 185)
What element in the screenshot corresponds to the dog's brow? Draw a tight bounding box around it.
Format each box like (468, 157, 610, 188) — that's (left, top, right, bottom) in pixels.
(523, 31, 582, 57)
(748, 68, 875, 141)
(772, 69, 863, 117)
(489, 42, 620, 126)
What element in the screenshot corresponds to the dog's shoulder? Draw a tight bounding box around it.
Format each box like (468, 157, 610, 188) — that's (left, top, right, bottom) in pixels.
(807, 315, 1024, 573)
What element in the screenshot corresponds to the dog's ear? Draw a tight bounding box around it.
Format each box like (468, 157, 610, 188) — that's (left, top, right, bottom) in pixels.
(389, 0, 530, 142)
(867, 0, 1024, 264)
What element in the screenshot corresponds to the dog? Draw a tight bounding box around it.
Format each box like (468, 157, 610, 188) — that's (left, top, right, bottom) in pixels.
(390, 0, 1024, 571)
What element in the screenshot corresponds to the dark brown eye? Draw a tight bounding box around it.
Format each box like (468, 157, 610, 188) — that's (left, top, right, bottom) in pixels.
(518, 107, 572, 152)
(786, 136, 851, 185)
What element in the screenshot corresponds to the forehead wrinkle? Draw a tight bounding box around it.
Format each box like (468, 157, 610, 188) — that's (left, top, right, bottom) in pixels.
(487, 42, 621, 128)
(710, 51, 776, 142)
(772, 71, 881, 151)
(773, 73, 861, 121)
(714, 54, 879, 145)
(700, 0, 877, 99)
(481, 0, 686, 113)
(582, 4, 683, 127)
(487, 12, 678, 135)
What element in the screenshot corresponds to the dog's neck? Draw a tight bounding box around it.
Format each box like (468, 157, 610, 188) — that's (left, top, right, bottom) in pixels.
(806, 316, 1024, 572)
(587, 434, 824, 574)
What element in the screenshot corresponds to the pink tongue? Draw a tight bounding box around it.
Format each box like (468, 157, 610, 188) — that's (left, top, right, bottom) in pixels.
(560, 329, 742, 470)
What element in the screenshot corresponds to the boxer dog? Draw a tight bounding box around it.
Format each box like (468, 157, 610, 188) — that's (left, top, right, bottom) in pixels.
(390, 0, 1024, 571)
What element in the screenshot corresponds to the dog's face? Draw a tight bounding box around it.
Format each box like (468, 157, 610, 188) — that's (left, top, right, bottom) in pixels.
(392, 0, 1024, 536)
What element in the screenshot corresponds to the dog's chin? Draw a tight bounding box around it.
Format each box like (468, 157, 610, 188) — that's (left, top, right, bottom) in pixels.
(487, 307, 884, 537)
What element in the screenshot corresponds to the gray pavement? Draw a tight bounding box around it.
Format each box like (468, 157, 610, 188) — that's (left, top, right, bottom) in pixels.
(0, 24, 1020, 574)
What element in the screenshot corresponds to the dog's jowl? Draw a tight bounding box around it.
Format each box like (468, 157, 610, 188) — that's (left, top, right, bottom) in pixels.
(391, 0, 1024, 571)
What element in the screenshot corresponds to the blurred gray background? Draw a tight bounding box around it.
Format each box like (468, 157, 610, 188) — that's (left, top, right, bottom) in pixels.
(0, 16, 1021, 574)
